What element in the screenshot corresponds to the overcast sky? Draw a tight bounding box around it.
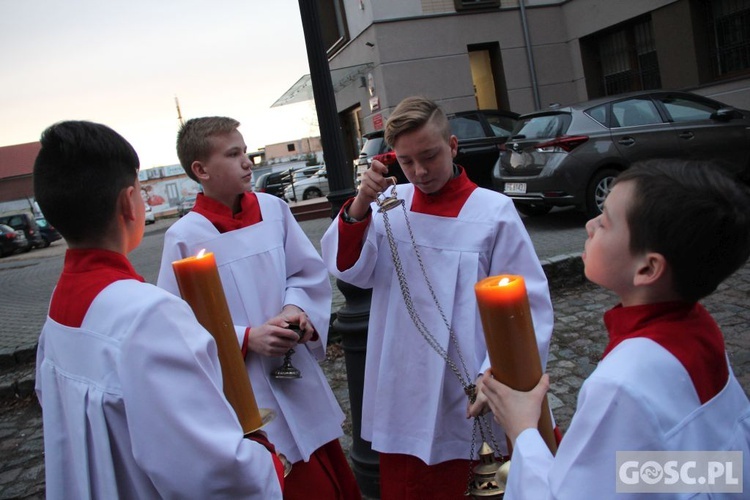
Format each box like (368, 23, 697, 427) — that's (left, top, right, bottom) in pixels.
(0, 0, 318, 168)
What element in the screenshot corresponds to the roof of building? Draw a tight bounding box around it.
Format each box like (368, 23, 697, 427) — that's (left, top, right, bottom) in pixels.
(0, 142, 41, 179)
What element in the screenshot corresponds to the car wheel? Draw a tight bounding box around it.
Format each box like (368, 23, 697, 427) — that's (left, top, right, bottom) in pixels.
(41, 238, 51, 248)
(515, 203, 552, 217)
(586, 168, 619, 218)
(303, 187, 323, 200)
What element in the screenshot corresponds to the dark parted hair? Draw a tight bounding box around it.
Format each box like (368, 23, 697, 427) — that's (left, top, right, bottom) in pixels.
(615, 160, 750, 302)
(33, 121, 140, 244)
(176, 116, 240, 182)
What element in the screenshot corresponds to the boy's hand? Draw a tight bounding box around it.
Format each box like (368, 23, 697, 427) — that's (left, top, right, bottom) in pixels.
(247, 322, 299, 357)
(467, 374, 490, 418)
(350, 158, 393, 220)
(247, 316, 302, 357)
(279, 304, 314, 343)
(480, 370, 550, 446)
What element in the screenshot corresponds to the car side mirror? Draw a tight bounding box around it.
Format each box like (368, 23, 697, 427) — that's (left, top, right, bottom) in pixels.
(710, 107, 740, 121)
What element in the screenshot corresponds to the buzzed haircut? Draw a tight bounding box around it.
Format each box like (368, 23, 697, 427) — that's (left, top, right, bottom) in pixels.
(615, 160, 750, 302)
(176, 117, 240, 182)
(384, 96, 451, 148)
(33, 121, 140, 244)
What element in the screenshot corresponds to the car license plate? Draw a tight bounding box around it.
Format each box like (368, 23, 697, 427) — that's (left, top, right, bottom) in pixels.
(504, 182, 527, 194)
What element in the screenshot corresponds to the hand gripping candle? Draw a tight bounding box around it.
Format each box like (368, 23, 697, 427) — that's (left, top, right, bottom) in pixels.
(475, 275, 557, 455)
(172, 250, 264, 434)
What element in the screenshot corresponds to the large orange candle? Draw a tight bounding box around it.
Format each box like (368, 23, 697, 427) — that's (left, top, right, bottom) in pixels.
(475, 275, 557, 455)
(172, 251, 264, 434)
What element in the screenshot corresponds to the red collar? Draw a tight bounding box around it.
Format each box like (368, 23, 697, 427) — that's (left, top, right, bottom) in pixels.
(193, 192, 262, 233)
(49, 249, 144, 328)
(410, 166, 477, 217)
(603, 301, 728, 404)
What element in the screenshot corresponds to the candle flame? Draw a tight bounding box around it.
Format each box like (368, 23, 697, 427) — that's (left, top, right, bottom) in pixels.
(197, 249, 207, 259)
(498, 277, 512, 287)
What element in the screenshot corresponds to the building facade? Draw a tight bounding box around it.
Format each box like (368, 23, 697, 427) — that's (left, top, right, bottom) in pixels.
(313, 0, 750, 161)
(0, 142, 40, 214)
(263, 136, 324, 164)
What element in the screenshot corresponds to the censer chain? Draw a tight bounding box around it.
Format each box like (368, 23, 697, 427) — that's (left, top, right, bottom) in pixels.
(381, 205, 474, 398)
(381, 200, 503, 447)
(379, 194, 504, 493)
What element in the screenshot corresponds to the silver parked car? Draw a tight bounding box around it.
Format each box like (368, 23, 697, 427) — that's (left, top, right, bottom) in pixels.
(284, 167, 329, 202)
(494, 90, 750, 217)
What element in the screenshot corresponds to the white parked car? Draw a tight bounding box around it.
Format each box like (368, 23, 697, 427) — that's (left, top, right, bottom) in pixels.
(284, 167, 329, 202)
(284, 166, 322, 184)
(144, 204, 156, 225)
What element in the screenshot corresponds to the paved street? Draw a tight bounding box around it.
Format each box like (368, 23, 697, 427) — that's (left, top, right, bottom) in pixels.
(1, 208, 748, 499)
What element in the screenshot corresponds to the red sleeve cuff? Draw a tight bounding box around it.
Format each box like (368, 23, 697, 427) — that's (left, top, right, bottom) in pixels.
(246, 432, 285, 492)
(336, 198, 371, 271)
(241, 327, 251, 358)
(271, 454, 285, 492)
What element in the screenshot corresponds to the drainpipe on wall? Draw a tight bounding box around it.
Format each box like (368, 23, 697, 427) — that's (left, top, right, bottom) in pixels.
(519, 0, 542, 110)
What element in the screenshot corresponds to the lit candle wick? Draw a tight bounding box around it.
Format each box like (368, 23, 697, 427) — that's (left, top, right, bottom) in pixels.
(197, 249, 207, 259)
(498, 277, 511, 287)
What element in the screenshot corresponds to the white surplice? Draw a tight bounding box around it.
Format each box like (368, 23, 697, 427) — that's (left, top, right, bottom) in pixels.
(157, 194, 344, 464)
(506, 337, 750, 499)
(321, 184, 554, 465)
(36, 280, 282, 499)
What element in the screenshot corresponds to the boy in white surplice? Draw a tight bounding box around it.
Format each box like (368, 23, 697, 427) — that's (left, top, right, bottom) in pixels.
(321, 96, 555, 499)
(157, 117, 360, 500)
(482, 160, 750, 499)
(34, 120, 284, 499)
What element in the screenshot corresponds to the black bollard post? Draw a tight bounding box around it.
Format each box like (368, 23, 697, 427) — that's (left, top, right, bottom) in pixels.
(295, 0, 378, 495)
(333, 279, 380, 498)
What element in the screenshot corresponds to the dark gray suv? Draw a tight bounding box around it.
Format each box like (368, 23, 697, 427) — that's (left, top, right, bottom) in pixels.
(494, 90, 750, 217)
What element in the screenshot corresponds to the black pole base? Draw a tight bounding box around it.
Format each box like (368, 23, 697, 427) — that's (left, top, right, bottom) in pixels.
(334, 279, 380, 498)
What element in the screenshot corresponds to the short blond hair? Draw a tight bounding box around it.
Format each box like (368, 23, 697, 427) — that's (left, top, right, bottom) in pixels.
(384, 96, 451, 148)
(177, 116, 240, 182)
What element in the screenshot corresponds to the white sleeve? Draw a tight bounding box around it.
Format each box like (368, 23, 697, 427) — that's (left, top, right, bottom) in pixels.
(480, 204, 554, 374)
(119, 296, 282, 498)
(320, 206, 380, 289)
(506, 376, 664, 500)
(280, 205, 333, 359)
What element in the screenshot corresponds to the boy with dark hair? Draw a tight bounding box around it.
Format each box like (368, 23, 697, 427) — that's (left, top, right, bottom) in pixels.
(158, 116, 360, 499)
(321, 96, 554, 498)
(34, 120, 284, 499)
(482, 160, 750, 498)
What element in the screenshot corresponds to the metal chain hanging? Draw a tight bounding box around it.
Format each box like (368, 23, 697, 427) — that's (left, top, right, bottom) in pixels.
(375, 181, 503, 492)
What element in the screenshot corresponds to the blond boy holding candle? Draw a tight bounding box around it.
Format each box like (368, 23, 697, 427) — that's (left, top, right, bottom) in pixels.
(482, 160, 750, 498)
(157, 116, 360, 500)
(321, 96, 554, 498)
(33, 121, 284, 498)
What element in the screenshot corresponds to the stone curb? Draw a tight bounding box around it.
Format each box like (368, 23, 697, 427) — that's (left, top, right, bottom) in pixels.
(0, 254, 583, 401)
(540, 252, 585, 290)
